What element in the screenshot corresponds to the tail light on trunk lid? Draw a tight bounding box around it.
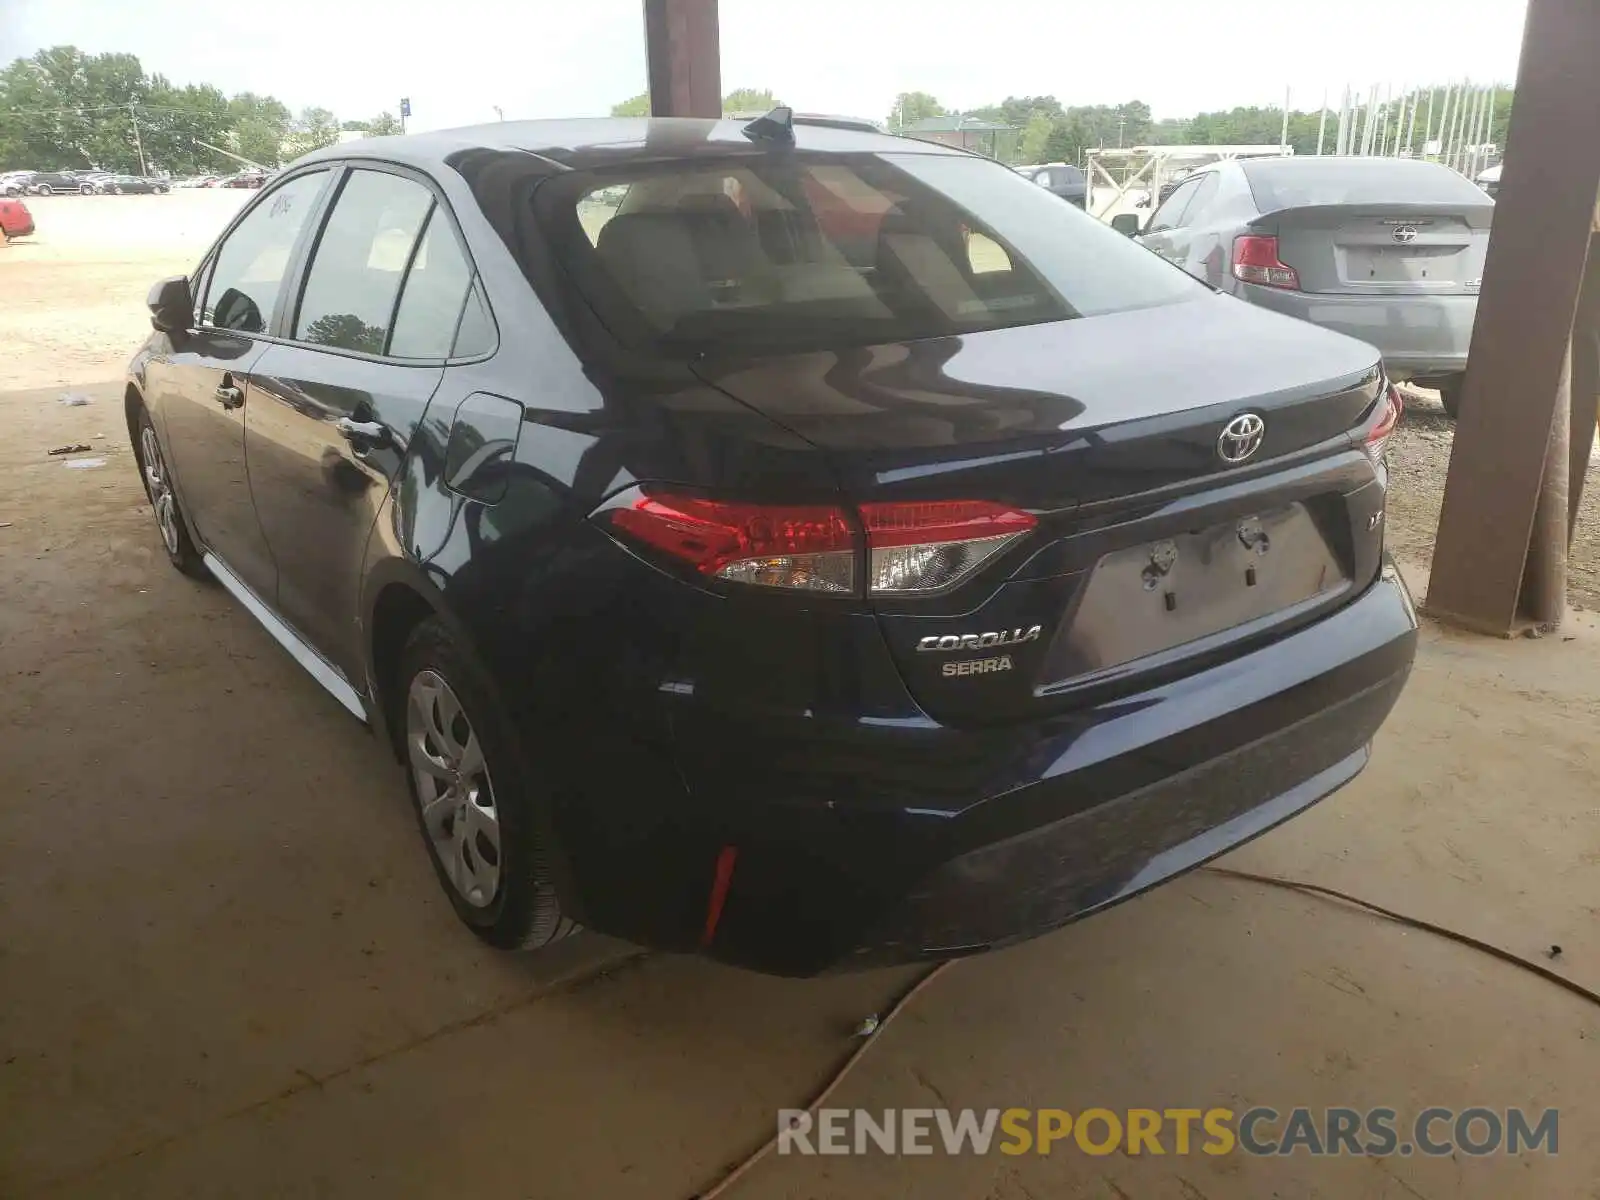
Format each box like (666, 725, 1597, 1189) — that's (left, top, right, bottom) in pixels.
(601, 489, 1036, 596)
(1364, 383, 1404, 462)
(1232, 235, 1300, 290)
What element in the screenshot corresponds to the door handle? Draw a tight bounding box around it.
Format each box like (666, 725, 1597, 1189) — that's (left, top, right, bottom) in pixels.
(335, 417, 390, 449)
(214, 383, 243, 409)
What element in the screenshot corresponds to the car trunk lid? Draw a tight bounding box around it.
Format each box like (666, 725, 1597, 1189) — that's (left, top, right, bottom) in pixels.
(1254, 203, 1491, 297)
(692, 294, 1390, 725)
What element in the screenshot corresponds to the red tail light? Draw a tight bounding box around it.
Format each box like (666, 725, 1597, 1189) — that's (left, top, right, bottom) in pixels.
(1231, 235, 1300, 290)
(1365, 383, 1404, 462)
(606, 492, 857, 593)
(603, 490, 1036, 595)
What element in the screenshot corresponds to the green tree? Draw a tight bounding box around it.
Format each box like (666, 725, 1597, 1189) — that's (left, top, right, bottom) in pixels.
(342, 111, 402, 137)
(0, 46, 148, 170)
(139, 78, 232, 173)
(281, 105, 339, 158)
(611, 92, 650, 117)
(228, 92, 291, 166)
(887, 91, 945, 131)
(722, 87, 780, 114)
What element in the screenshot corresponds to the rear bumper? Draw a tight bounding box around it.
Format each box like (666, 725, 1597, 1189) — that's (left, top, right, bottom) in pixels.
(1238, 284, 1476, 379)
(608, 561, 1417, 975)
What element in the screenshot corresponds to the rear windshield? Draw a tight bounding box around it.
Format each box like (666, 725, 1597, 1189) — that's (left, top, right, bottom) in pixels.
(1241, 159, 1491, 211)
(534, 151, 1201, 354)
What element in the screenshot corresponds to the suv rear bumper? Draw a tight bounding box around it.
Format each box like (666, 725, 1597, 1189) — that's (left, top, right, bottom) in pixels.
(611, 561, 1418, 975)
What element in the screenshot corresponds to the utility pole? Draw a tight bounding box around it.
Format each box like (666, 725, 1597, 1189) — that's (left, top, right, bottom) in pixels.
(1279, 86, 1291, 154)
(1316, 89, 1328, 155)
(492, 105, 504, 122)
(129, 102, 147, 176)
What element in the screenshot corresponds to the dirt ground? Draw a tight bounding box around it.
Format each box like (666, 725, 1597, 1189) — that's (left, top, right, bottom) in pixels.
(5, 194, 1600, 1199)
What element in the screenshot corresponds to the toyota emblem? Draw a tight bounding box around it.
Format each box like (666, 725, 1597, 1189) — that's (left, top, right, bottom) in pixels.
(1217, 413, 1266, 464)
(1391, 226, 1418, 244)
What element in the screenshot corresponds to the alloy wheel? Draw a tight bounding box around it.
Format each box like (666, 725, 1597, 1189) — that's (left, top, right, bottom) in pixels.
(406, 669, 502, 908)
(139, 425, 180, 555)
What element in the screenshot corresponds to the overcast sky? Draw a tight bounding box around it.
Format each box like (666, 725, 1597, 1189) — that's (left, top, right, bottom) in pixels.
(1, 0, 1530, 131)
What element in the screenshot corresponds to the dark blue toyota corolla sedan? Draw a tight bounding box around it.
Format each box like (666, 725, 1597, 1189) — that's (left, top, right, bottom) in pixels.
(126, 112, 1416, 975)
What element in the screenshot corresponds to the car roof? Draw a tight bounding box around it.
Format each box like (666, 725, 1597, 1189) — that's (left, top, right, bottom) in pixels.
(294, 116, 969, 174)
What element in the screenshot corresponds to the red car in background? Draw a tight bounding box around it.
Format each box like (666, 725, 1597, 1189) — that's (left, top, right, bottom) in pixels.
(0, 196, 34, 242)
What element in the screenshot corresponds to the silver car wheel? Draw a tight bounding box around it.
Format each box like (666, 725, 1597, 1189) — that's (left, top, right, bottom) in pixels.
(139, 425, 180, 555)
(407, 669, 501, 908)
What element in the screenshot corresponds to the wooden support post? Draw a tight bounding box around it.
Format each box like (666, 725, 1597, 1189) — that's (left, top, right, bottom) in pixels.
(643, 0, 721, 119)
(1425, 0, 1600, 635)
(1570, 230, 1600, 535)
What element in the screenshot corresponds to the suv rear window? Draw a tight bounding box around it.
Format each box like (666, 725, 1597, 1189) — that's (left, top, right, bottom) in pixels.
(1241, 159, 1490, 211)
(534, 152, 1200, 354)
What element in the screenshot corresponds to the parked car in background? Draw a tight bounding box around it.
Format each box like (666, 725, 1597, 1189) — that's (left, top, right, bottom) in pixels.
(1016, 161, 1087, 207)
(1, 172, 32, 197)
(217, 169, 269, 189)
(77, 172, 119, 194)
(24, 170, 92, 195)
(1117, 157, 1491, 418)
(174, 175, 220, 188)
(101, 175, 172, 195)
(0, 196, 35, 241)
(127, 116, 1415, 975)
(1475, 162, 1501, 199)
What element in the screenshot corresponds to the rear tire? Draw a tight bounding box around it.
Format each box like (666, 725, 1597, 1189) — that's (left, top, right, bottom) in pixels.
(133, 407, 207, 579)
(397, 618, 575, 952)
(1438, 377, 1464, 420)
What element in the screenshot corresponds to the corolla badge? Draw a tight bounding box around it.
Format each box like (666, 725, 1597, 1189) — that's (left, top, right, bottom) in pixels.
(917, 626, 1042, 653)
(1217, 413, 1266, 465)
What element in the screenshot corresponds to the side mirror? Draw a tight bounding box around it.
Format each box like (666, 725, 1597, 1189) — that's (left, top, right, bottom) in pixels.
(147, 275, 193, 333)
(1109, 213, 1143, 238)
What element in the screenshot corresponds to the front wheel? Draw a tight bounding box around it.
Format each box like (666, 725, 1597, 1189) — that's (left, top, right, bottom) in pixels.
(398, 619, 575, 951)
(133, 408, 207, 578)
(36, 184, 52, 197)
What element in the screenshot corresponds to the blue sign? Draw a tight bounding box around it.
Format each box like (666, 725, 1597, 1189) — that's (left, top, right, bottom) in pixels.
(400, 98, 411, 118)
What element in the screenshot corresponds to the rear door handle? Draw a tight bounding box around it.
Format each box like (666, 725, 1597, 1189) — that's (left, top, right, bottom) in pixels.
(214, 383, 243, 409)
(335, 417, 390, 449)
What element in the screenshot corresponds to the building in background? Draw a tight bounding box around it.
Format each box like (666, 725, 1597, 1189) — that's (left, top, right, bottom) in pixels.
(898, 115, 1014, 159)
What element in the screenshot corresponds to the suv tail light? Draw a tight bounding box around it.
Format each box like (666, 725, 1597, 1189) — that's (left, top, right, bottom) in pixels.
(1364, 383, 1404, 463)
(602, 490, 1036, 596)
(1232, 235, 1300, 290)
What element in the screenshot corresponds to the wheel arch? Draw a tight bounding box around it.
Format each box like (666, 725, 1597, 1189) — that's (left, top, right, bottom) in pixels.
(123, 380, 145, 444)
(362, 558, 488, 761)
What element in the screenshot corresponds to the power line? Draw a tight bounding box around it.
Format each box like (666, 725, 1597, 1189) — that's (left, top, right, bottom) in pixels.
(1, 100, 235, 118)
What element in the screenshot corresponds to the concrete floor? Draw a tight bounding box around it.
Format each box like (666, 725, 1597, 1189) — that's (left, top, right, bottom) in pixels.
(4, 372, 1600, 1199)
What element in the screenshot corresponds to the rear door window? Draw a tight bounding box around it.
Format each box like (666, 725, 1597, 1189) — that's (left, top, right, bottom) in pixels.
(202, 170, 330, 333)
(1179, 173, 1221, 225)
(388, 210, 477, 359)
(294, 169, 434, 354)
(1144, 176, 1201, 233)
